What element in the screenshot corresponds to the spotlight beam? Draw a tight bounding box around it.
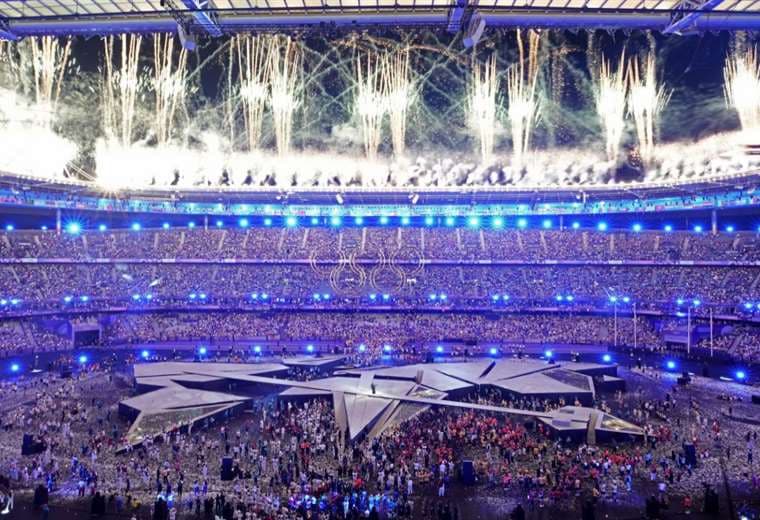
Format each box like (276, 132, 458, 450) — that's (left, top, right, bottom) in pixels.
(662, 0, 725, 35)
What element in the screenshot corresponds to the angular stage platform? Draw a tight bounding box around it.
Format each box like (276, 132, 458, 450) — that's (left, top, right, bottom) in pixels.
(119, 357, 642, 449)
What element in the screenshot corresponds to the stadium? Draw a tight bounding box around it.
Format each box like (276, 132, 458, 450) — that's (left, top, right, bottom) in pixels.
(1, 1, 760, 519)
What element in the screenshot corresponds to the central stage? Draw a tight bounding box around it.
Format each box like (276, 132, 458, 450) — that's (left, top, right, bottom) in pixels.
(119, 357, 641, 449)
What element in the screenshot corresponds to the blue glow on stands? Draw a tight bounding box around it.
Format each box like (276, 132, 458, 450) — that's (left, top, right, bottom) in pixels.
(78, 354, 88, 364)
(467, 216, 480, 228)
(131, 223, 141, 231)
(401, 216, 410, 226)
(436, 345, 444, 354)
(99, 224, 107, 232)
(609, 296, 618, 303)
(80, 296, 89, 302)
(622, 296, 630, 303)
(198, 346, 207, 355)
(632, 223, 642, 232)
(358, 344, 367, 353)
(253, 345, 261, 353)
(145, 294, 153, 301)
(556, 295, 564, 302)
(162, 222, 170, 229)
(571, 221, 580, 230)
(239, 218, 249, 228)
(369, 293, 377, 301)
(4, 224, 13, 231)
(542, 219, 552, 229)
(676, 298, 685, 305)
(429, 294, 437, 301)
(544, 350, 553, 359)
(188, 221, 196, 229)
(517, 218, 528, 229)
(132, 294, 140, 301)
(311, 217, 320, 225)
(10, 363, 19, 373)
(491, 217, 504, 229)
(383, 345, 392, 353)
(189, 293, 197, 300)
(354, 216, 364, 225)
(602, 354, 612, 363)
(66, 222, 82, 234)
(379, 216, 389, 225)
(694, 225, 703, 233)
(260, 293, 268, 300)
(63, 296, 73, 303)
(445, 216, 456, 227)
(597, 222, 608, 231)
(736, 370, 746, 380)
(382, 294, 390, 301)
(692, 299, 701, 306)
(439, 293, 447, 301)
(141, 350, 150, 359)
(263, 218, 272, 226)
(664, 224, 673, 232)
(306, 344, 314, 353)
(425, 216, 434, 226)
(666, 360, 676, 370)
(216, 220, 224, 228)
(726, 225, 735, 233)
(285, 216, 298, 228)
(330, 216, 342, 227)
(489, 347, 498, 356)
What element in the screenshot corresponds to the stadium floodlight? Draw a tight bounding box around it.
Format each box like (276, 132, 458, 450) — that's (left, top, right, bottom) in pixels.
(436, 345, 444, 354)
(602, 354, 612, 363)
(664, 224, 673, 232)
(131, 223, 141, 231)
(66, 222, 82, 235)
(597, 222, 608, 232)
(736, 370, 746, 381)
(491, 217, 504, 229)
(285, 216, 298, 228)
(354, 216, 364, 226)
(517, 218, 528, 229)
(264, 218, 273, 226)
(425, 216, 435, 226)
(632, 223, 643, 232)
(571, 221, 580, 230)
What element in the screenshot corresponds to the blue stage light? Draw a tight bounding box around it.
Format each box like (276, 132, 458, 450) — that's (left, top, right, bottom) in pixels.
(429, 294, 437, 301)
(10, 363, 19, 373)
(491, 217, 504, 229)
(323, 293, 330, 300)
(358, 344, 367, 353)
(132, 294, 141, 301)
(263, 218, 272, 226)
(602, 354, 612, 363)
(162, 222, 170, 229)
(306, 344, 314, 353)
(489, 347, 498, 356)
(4, 224, 13, 232)
(66, 222, 82, 235)
(544, 350, 553, 359)
(542, 219, 552, 229)
(0, 299, 7, 306)
(692, 299, 701, 307)
(492, 294, 500, 301)
(199, 293, 207, 300)
(622, 296, 630, 303)
(63, 295, 73, 303)
(78, 354, 88, 364)
(285, 216, 298, 228)
(445, 216, 456, 227)
(609, 296, 618, 303)
(744, 302, 754, 310)
(238, 218, 249, 228)
(310, 217, 319, 225)
(99, 224, 107, 232)
(632, 223, 642, 232)
(664, 224, 673, 232)
(425, 216, 434, 226)
(189, 293, 197, 300)
(131, 223, 141, 231)
(253, 345, 262, 354)
(145, 294, 153, 301)
(726, 225, 735, 233)
(503, 294, 510, 301)
(694, 225, 703, 233)
(676, 298, 684, 305)
(251, 293, 258, 300)
(597, 222, 608, 232)
(556, 295, 564, 302)
(736, 370, 746, 380)
(188, 221, 196, 229)
(354, 216, 364, 225)
(379, 216, 389, 225)
(382, 294, 390, 301)
(141, 350, 150, 359)
(369, 293, 377, 301)
(80, 295, 89, 302)
(567, 295, 574, 302)
(517, 218, 527, 229)
(571, 221, 580, 230)
(312, 293, 320, 300)
(468, 216, 480, 228)
(330, 216, 342, 227)
(439, 293, 447, 301)
(383, 345, 392, 353)
(436, 345, 444, 354)
(216, 220, 224, 228)
(198, 346, 207, 355)
(260, 293, 269, 299)
(401, 216, 410, 226)
(666, 360, 676, 370)
(41, 226, 48, 231)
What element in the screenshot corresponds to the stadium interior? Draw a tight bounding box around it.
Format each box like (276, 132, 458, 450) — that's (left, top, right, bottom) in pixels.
(0, 2, 759, 519)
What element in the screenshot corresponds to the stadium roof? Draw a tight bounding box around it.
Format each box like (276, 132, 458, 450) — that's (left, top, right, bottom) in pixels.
(1, 0, 759, 40)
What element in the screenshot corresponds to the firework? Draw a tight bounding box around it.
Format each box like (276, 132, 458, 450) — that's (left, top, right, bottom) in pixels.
(723, 46, 760, 134)
(595, 53, 627, 162)
(627, 53, 671, 165)
(506, 30, 541, 170)
(269, 36, 301, 156)
(468, 55, 498, 164)
(29, 36, 72, 127)
(383, 48, 413, 158)
(232, 35, 273, 152)
(355, 51, 388, 162)
(152, 33, 188, 145)
(102, 34, 144, 146)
